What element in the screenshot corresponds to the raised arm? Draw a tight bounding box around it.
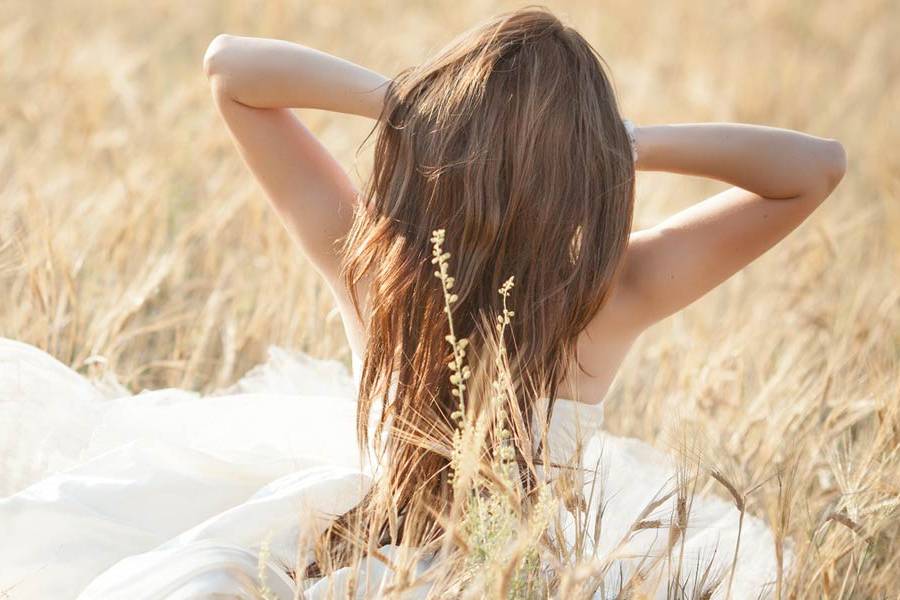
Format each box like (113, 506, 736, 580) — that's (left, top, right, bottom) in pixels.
(608, 122, 847, 332)
(202, 34, 390, 286)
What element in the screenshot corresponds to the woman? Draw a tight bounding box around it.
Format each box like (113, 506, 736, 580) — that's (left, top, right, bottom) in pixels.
(0, 6, 845, 599)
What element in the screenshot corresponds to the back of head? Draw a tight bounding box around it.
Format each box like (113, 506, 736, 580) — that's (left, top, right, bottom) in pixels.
(316, 4, 635, 573)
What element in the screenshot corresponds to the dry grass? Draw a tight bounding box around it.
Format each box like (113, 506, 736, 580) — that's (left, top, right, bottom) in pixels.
(1, 0, 898, 597)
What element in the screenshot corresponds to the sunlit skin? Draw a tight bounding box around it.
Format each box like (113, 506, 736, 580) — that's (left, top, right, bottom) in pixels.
(203, 33, 847, 406)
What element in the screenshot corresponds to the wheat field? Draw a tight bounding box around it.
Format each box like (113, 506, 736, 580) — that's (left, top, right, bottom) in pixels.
(1, 0, 898, 597)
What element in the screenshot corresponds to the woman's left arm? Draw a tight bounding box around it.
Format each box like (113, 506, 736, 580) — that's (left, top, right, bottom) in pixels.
(204, 34, 389, 118)
(203, 34, 390, 285)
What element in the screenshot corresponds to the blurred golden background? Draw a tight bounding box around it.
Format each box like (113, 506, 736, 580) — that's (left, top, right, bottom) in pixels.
(1, 0, 898, 592)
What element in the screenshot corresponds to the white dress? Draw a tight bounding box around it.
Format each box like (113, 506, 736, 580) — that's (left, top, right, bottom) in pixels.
(0, 337, 788, 599)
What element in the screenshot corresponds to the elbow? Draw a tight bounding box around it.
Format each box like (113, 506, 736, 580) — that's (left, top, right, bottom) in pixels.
(803, 138, 847, 205)
(821, 138, 848, 193)
(203, 33, 237, 81)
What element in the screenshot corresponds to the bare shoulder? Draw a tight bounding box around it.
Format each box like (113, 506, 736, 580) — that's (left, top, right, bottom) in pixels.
(568, 244, 653, 400)
(583, 227, 659, 340)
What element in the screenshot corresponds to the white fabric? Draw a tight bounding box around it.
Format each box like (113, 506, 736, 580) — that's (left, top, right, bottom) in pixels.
(0, 337, 788, 598)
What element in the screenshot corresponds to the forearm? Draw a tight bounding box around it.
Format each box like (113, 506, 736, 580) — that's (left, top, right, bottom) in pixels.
(634, 123, 847, 199)
(203, 34, 390, 119)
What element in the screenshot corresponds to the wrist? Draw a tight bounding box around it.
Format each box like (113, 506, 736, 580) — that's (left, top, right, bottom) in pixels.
(630, 124, 667, 171)
(622, 118, 638, 164)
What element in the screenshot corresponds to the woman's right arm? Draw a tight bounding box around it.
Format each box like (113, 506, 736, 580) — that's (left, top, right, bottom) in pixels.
(608, 123, 847, 331)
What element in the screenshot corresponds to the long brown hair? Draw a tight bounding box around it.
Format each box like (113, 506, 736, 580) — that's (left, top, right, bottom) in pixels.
(308, 4, 634, 577)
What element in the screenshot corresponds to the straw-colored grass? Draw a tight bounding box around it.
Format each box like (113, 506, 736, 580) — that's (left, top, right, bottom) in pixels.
(1, 0, 898, 597)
